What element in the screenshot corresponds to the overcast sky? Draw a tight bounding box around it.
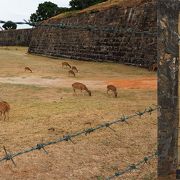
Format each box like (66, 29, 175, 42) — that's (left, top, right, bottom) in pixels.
(0, 0, 70, 29)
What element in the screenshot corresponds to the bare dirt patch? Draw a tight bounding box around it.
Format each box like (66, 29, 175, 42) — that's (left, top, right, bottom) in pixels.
(107, 77, 157, 90)
(0, 76, 157, 90)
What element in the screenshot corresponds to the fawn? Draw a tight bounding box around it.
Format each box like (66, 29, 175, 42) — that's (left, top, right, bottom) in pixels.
(68, 70, 76, 77)
(72, 82, 91, 96)
(0, 101, 10, 120)
(107, 85, 118, 98)
(62, 62, 71, 69)
(25, 67, 32, 73)
(71, 66, 78, 73)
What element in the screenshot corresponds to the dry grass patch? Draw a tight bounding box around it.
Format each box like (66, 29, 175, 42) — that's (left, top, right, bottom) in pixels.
(0, 47, 157, 179)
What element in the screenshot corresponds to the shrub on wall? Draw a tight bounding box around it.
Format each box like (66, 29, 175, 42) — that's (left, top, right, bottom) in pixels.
(69, 0, 108, 10)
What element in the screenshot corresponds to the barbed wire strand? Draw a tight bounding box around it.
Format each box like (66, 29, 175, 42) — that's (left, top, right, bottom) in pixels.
(0, 105, 158, 166)
(0, 20, 157, 36)
(39, 23, 157, 36)
(106, 151, 158, 180)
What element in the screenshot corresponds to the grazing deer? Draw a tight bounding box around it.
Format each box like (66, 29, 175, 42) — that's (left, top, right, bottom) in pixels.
(107, 85, 118, 98)
(62, 62, 71, 69)
(0, 101, 10, 120)
(71, 66, 78, 73)
(148, 63, 157, 71)
(68, 70, 76, 77)
(72, 82, 91, 96)
(25, 66, 32, 73)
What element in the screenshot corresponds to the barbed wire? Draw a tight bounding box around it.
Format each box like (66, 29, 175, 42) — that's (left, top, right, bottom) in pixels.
(0, 105, 158, 166)
(106, 150, 157, 179)
(0, 20, 157, 37)
(38, 23, 157, 36)
(0, 20, 34, 26)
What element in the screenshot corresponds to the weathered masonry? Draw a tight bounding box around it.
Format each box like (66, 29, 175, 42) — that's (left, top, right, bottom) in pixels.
(28, 0, 156, 68)
(0, 29, 32, 46)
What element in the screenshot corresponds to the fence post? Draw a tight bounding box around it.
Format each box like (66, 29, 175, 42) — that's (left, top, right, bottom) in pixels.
(157, 0, 179, 179)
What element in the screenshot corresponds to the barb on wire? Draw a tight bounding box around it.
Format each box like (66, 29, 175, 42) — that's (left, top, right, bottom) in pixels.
(0, 105, 158, 166)
(38, 23, 157, 36)
(106, 151, 157, 180)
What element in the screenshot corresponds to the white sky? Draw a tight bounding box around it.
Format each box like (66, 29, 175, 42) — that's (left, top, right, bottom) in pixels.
(0, 0, 70, 29)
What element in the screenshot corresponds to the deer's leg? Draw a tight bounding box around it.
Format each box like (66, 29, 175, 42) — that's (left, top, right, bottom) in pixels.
(6, 111, 9, 120)
(3, 112, 6, 121)
(107, 89, 110, 95)
(73, 88, 77, 96)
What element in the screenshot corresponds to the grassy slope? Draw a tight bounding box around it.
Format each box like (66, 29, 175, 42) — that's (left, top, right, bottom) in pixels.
(47, 0, 147, 22)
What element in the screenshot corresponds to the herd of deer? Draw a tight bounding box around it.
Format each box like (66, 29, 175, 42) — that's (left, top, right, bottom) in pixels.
(62, 62, 118, 97)
(0, 61, 118, 120)
(1, 61, 157, 121)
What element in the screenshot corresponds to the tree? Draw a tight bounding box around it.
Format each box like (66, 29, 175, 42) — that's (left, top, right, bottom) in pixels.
(69, 0, 107, 10)
(2, 21, 17, 30)
(30, 1, 61, 24)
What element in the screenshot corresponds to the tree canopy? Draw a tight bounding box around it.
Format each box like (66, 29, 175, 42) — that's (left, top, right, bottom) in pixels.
(30, 1, 69, 25)
(2, 21, 17, 30)
(29, 0, 107, 25)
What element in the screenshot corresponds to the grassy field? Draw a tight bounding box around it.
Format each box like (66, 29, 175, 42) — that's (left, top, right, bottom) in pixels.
(0, 46, 157, 180)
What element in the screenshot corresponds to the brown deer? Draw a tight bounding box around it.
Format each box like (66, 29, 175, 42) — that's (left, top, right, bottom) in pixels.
(107, 85, 118, 98)
(148, 63, 157, 71)
(72, 82, 91, 96)
(68, 70, 76, 77)
(151, 63, 157, 71)
(25, 67, 32, 73)
(0, 101, 10, 120)
(62, 62, 71, 69)
(71, 66, 78, 73)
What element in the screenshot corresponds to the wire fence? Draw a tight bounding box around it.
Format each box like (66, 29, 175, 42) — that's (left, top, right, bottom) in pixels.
(106, 151, 157, 179)
(38, 23, 157, 36)
(0, 20, 157, 36)
(0, 105, 158, 168)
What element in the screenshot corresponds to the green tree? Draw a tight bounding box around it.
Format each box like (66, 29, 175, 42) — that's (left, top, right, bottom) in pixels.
(69, 0, 107, 10)
(2, 21, 17, 30)
(30, 1, 61, 24)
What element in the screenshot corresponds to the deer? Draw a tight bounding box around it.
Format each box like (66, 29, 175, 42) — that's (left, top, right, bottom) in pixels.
(148, 63, 157, 71)
(71, 66, 78, 73)
(68, 70, 76, 77)
(62, 62, 71, 69)
(72, 82, 91, 96)
(0, 101, 10, 120)
(107, 85, 118, 98)
(151, 63, 157, 71)
(25, 66, 32, 73)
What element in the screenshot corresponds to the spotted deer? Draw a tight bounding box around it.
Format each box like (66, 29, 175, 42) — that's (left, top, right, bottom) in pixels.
(68, 70, 76, 77)
(25, 67, 32, 73)
(0, 101, 10, 120)
(71, 66, 78, 73)
(107, 85, 118, 98)
(72, 82, 91, 96)
(62, 62, 71, 69)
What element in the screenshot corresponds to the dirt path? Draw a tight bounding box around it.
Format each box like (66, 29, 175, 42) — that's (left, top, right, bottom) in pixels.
(0, 76, 157, 90)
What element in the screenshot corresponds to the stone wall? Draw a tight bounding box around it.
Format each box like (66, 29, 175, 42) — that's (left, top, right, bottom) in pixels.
(0, 29, 32, 46)
(29, 0, 156, 67)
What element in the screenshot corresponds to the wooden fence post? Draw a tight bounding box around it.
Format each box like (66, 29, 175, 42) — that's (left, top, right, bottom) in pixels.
(157, 0, 179, 179)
